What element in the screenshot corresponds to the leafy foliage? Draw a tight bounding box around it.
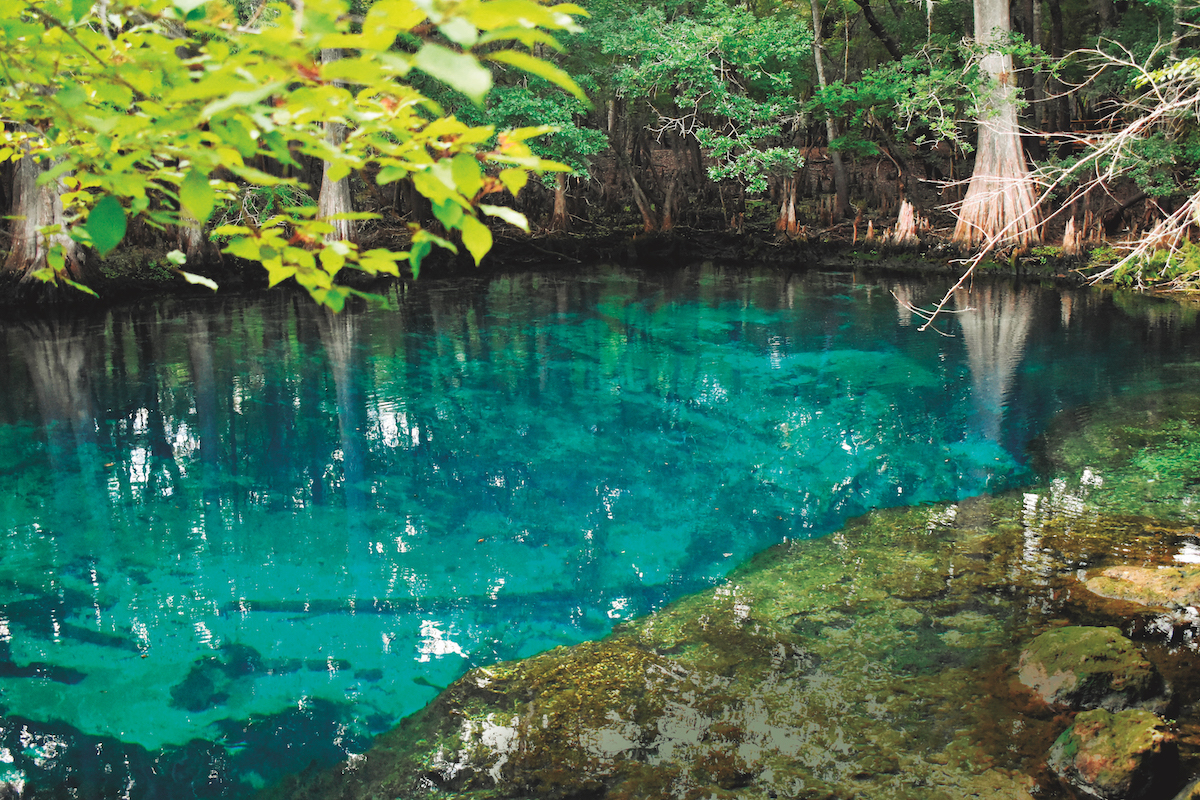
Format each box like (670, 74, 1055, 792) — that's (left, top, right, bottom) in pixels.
(576, 0, 812, 193)
(811, 34, 1058, 158)
(0, 0, 586, 307)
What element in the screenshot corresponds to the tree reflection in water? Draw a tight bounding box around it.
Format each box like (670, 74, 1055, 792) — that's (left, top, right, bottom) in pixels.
(956, 284, 1036, 444)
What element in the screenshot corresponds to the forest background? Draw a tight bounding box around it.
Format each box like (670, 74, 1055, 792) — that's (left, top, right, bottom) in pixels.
(2, 0, 1200, 307)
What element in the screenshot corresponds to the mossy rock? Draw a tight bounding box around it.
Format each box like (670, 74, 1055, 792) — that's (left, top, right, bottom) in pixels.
(1086, 566, 1200, 608)
(1047, 708, 1180, 800)
(1017, 626, 1168, 713)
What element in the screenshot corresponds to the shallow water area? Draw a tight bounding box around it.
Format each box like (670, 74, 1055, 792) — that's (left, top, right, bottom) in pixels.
(0, 264, 1198, 797)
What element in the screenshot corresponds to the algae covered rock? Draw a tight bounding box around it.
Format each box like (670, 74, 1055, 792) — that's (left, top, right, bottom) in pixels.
(1086, 565, 1200, 608)
(1047, 708, 1179, 800)
(1017, 626, 1168, 713)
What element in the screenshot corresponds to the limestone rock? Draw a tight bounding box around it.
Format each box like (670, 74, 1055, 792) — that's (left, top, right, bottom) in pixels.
(1047, 708, 1179, 800)
(1086, 565, 1200, 608)
(1017, 626, 1168, 713)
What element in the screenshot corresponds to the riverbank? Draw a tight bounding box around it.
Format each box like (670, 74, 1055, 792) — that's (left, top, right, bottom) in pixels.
(0, 223, 1099, 313)
(259, 387, 1200, 800)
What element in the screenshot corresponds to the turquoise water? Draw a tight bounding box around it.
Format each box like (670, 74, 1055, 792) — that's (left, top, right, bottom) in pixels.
(0, 266, 1196, 797)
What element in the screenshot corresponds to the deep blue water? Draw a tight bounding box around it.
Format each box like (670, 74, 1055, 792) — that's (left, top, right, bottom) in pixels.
(0, 265, 1196, 797)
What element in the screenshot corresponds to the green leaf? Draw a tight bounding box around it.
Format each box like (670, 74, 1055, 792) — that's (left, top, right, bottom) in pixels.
(413, 44, 492, 104)
(166, 249, 187, 266)
(326, 160, 352, 184)
(55, 83, 88, 110)
(61, 277, 99, 298)
(408, 239, 432, 278)
(432, 199, 464, 228)
(179, 270, 218, 290)
(476, 27, 563, 50)
(376, 165, 409, 184)
(486, 50, 589, 104)
(201, 83, 284, 121)
(451, 154, 483, 198)
(71, 0, 93, 22)
(172, 0, 206, 17)
(213, 120, 258, 159)
(85, 195, 127, 257)
(412, 168, 456, 206)
(469, 0, 583, 31)
(180, 170, 215, 223)
(505, 125, 556, 142)
(319, 246, 346, 275)
(224, 237, 261, 261)
(360, 0, 425, 48)
(460, 215, 492, 265)
(439, 17, 478, 47)
(499, 168, 528, 196)
(360, 248, 404, 276)
(480, 204, 529, 231)
(310, 286, 349, 313)
(93, 82, 133, 108)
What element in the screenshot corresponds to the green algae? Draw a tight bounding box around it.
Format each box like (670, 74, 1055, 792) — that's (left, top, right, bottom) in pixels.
(1048, 708, 1178, 800)
(1087, 565, 1200, 608)
(1031, 390, 1200, 522)
(1017, 626, 1167, 713)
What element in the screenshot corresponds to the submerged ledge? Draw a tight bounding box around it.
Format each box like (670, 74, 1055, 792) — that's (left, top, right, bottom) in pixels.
(259, 389, 1200, 800)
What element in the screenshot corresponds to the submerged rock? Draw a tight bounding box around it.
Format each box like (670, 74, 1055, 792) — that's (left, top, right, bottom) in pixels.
(1047, 708, 1179, 800)
(1030, 390, 1200, 522)
(1017, 627, 1169, 713)
(260, 496, 1067, 800)
(1086, 566, 1200, 608)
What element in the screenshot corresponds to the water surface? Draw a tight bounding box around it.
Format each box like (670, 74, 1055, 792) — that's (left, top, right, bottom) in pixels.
(0, 265, 1196, 796)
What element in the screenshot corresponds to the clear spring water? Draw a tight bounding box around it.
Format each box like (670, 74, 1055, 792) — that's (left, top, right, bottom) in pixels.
(0, 265, 1197, 797)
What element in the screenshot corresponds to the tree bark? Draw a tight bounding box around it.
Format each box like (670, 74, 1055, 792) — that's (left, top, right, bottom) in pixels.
(849, 0, 903, 61)
(550, 173, 570, 232)
(1047, 0, 1070, 132)
(3, 133, 85, 280)
(607, 123, 658, 232)
(810, 0, 850, 219)
(952, 0, 1040, 249)
(317, 48, 357, 243)
(776, 174, 800, 235)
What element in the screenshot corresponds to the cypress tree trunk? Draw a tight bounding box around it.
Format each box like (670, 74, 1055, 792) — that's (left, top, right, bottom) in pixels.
(318, 48, 357, 243)
(549, 173, 570, 232)
(1047, 0, 1069, 132)
(607, 123, 658, 232)
(3, 133, 84, 281)
(809, 0, 850, 219)
(952, 0, 1040, 249)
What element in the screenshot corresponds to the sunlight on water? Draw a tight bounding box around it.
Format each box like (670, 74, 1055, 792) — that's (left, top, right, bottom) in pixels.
(0, 265, 1197, 796)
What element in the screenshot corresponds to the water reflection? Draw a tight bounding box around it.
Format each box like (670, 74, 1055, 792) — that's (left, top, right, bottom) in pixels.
(956, 284, 1036, 443)
(0, 267, 1196, 797)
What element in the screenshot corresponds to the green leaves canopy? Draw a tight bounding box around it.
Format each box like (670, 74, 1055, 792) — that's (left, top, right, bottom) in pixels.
(0, 0, 586, 307)
(580, 0, 812, 192)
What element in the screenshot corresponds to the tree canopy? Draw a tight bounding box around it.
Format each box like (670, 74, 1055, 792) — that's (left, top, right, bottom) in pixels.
(4, 0, 1200, 296)
(0, 0, 587, 308)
